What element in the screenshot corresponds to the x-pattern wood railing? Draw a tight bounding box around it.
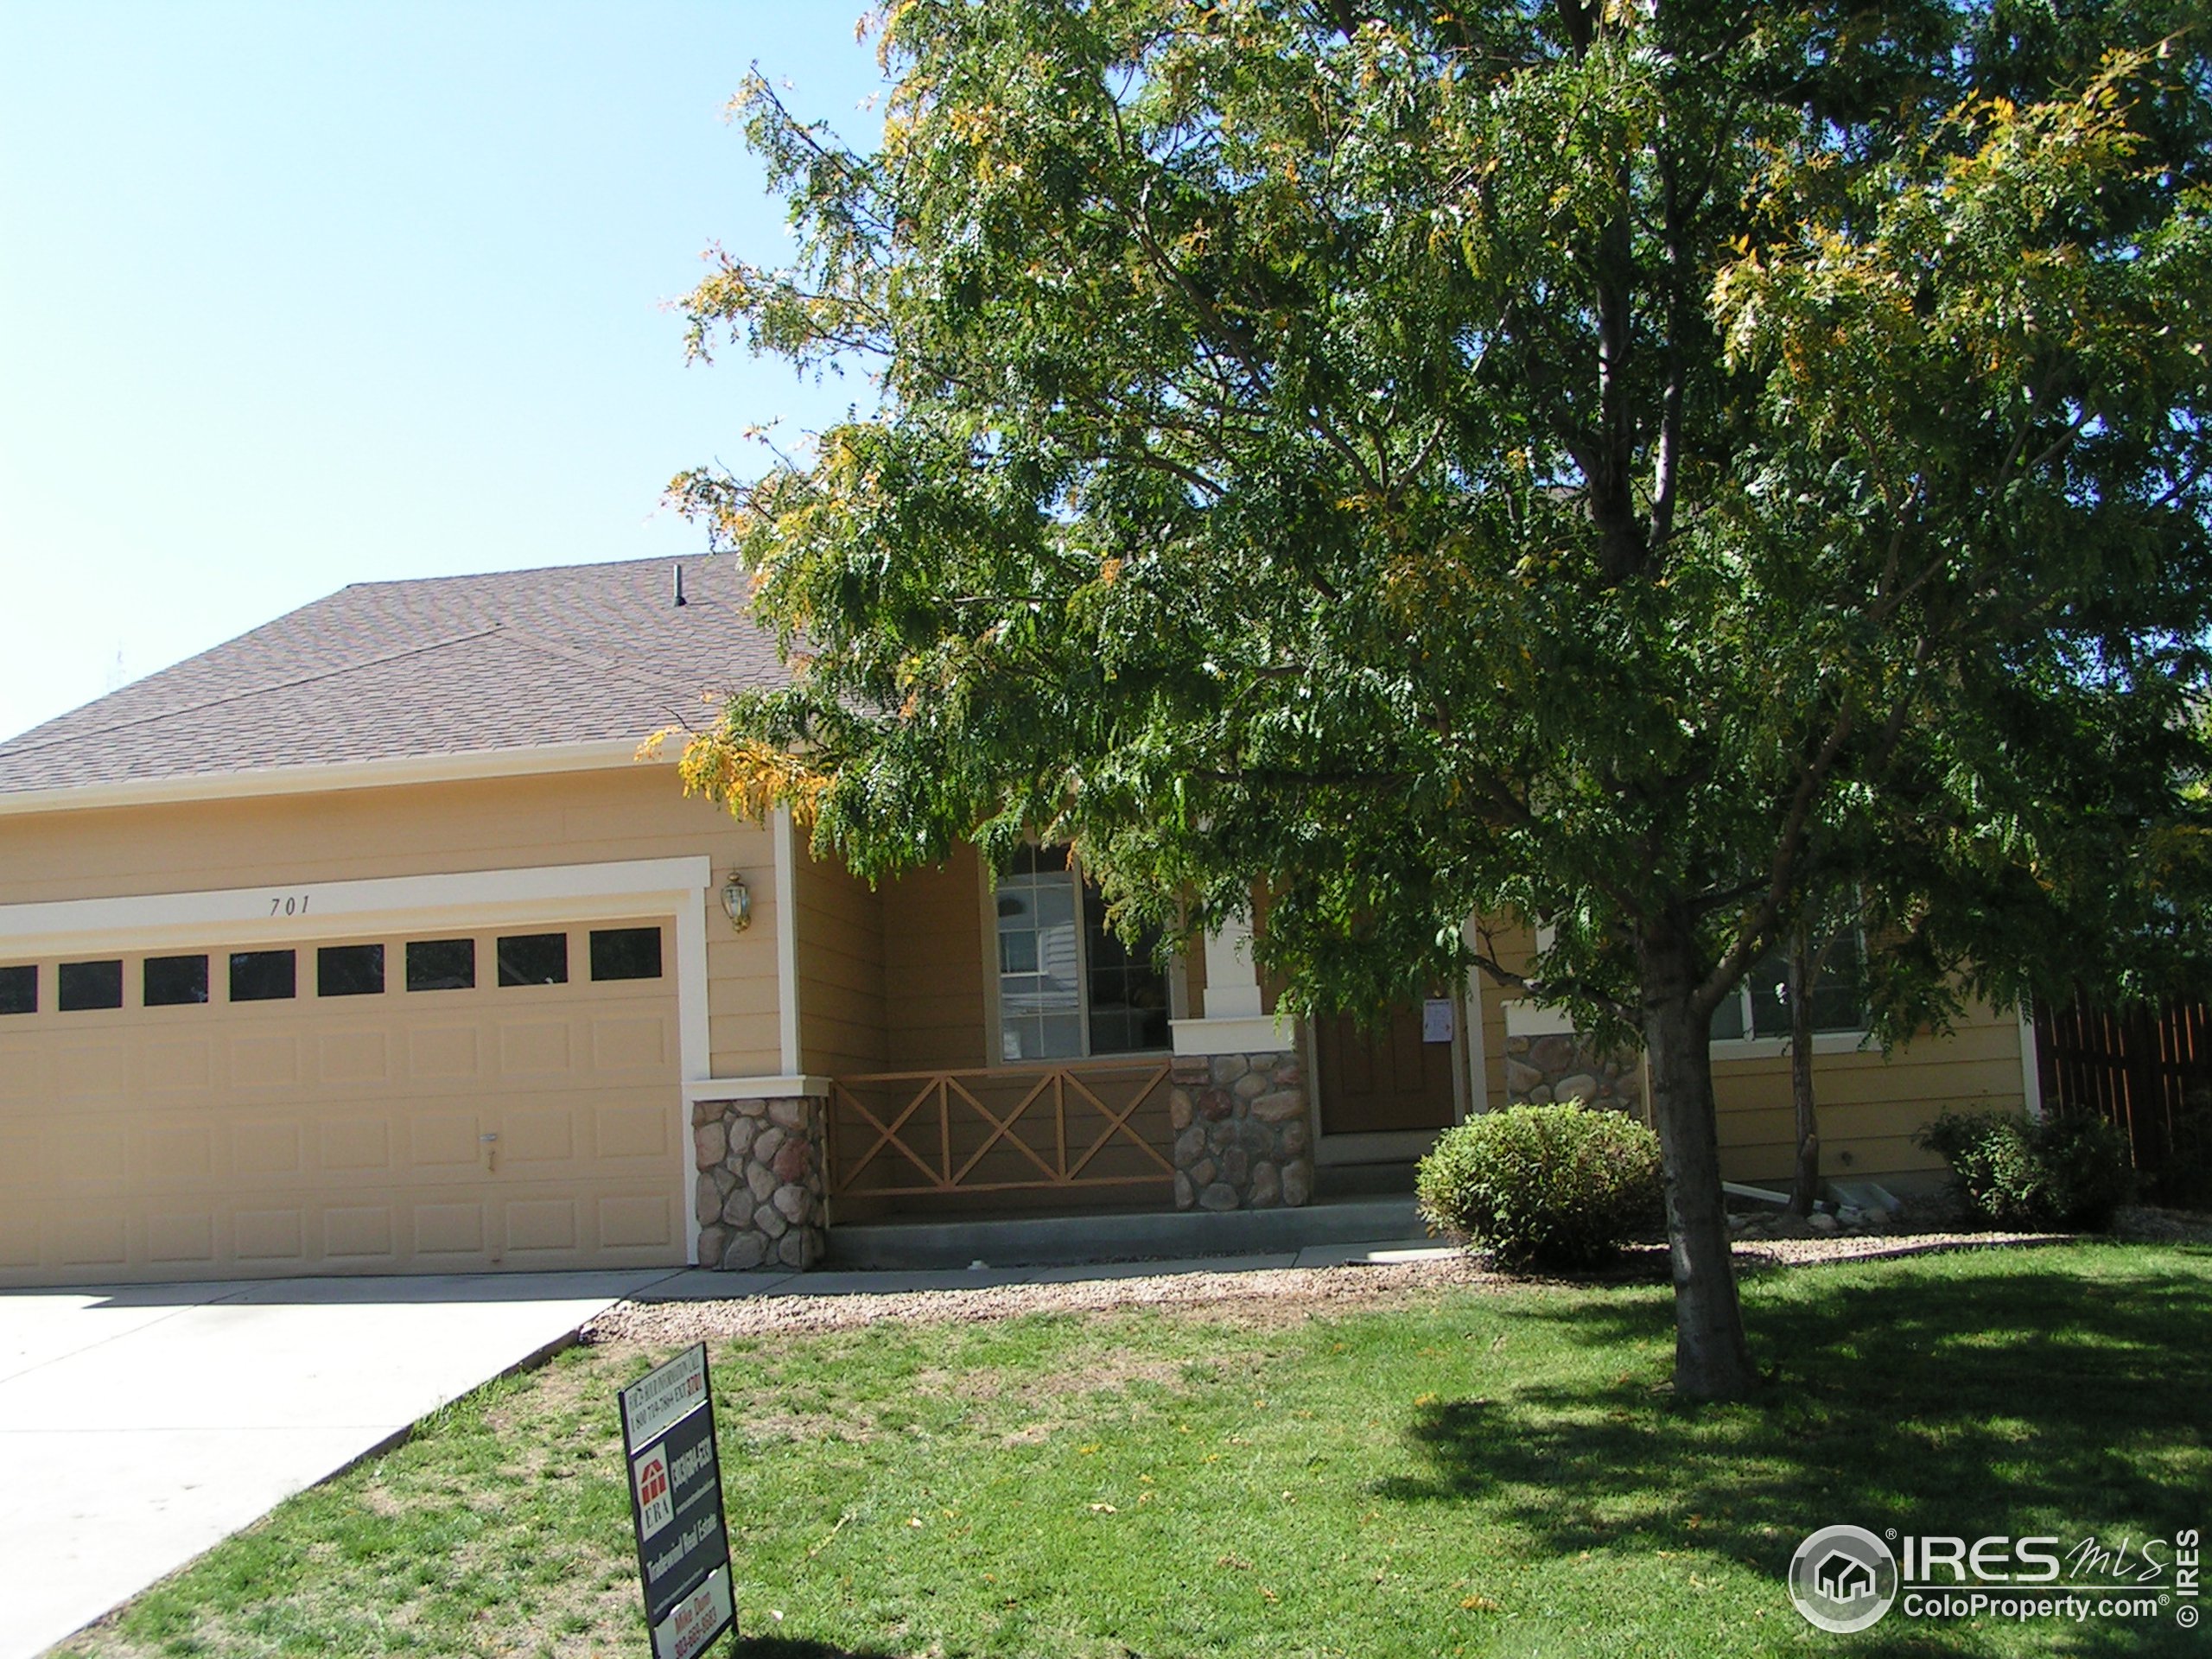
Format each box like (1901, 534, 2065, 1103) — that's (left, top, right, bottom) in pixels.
(826, 1062, 1175, 1200)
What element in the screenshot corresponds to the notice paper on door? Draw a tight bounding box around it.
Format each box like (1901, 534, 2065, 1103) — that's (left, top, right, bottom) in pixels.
(1421, 998, 1456, 1044)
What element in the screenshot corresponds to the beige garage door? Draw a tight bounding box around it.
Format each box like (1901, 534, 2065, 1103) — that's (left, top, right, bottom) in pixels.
(0, 917, 685, 1286)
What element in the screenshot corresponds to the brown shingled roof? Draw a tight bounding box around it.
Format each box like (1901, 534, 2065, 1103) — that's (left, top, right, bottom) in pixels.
(0, 556, 790, 796)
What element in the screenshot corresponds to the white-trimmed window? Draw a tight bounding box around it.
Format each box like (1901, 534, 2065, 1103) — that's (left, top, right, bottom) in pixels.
(1712, 931, 1865, 1042)
(994, 845, 1172, 1061)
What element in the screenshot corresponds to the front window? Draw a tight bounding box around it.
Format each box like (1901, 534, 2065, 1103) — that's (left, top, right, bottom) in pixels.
(1712, 931, 1865, 1041)
(995, 844, 1171, 1061)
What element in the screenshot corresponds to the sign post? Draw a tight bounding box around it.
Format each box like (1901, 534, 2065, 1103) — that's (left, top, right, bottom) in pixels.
(619, 1344, 735, 1659)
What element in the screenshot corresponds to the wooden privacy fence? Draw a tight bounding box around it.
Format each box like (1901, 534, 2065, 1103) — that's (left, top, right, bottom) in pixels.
(2034, 994, 2210, 1200)
(824, 1062, 1177, 1208)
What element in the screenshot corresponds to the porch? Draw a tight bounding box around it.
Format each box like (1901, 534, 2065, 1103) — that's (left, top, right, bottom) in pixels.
(685, 845, 1489, 1272)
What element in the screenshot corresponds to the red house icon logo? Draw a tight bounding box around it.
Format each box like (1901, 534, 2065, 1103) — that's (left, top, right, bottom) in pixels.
(634, 1444, 675, 1540)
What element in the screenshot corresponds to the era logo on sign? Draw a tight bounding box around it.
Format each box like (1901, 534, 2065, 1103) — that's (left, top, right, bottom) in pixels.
(632, 1443, 674, 1540)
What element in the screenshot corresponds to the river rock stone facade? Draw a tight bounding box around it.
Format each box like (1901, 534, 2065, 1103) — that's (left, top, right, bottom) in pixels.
(1503, 1031, 1645, 1113)
(692, 1095, 827, 1271)
(1167, 1051, 1314, 1211)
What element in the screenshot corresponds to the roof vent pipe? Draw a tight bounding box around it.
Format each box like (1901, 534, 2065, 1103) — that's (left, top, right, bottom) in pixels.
(672, 564, 688, 608)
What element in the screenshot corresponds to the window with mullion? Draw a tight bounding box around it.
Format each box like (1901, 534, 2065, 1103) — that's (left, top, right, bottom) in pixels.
(995, 845, 1170, 1062)
(1712, 931, 1865, 1042)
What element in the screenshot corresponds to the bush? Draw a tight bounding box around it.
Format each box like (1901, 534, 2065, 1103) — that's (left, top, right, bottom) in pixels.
(2152, 1090, 2212, 1211)
(1415, 1103, 1664, 1270)
(1916, 1109, 2136, 1230)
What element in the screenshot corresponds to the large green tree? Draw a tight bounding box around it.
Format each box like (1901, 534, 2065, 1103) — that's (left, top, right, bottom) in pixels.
(671, 1, 2212, 1399)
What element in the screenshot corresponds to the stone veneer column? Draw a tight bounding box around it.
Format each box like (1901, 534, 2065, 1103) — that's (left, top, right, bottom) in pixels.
(691, 1096, 828, 1270)
(1166, 1052, 1313, 1211)
(1503, 1032, 1645, 1113)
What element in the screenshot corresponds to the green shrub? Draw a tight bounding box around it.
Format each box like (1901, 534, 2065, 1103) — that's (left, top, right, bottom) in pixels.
(1916, 1109, 2136, 1230)
(1415, 1103, 1664, 1270)
(2152, 1091, 2212, 1211)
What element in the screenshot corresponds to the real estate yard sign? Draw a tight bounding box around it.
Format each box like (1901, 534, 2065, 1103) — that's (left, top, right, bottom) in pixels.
(619, 1343, 734, 1659)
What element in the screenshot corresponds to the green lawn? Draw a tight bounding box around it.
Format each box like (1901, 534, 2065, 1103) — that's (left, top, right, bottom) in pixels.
(64, 1243, 2212, 1658)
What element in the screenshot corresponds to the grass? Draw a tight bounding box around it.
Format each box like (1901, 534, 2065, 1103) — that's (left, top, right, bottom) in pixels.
(61, 1242, 2212, 1658)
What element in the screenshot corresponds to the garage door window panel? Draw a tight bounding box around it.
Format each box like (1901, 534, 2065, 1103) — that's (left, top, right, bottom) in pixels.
(59, 960, 123, 1012)
(318, 944, 385, 998)
(144, 955, 210, 1007)
(0, 964, 34, 1016)
(497, 932, 569, 988)
(407, 938, 476, 992)
(589, 927, 662, 982)
(230, 950, 297, 1003)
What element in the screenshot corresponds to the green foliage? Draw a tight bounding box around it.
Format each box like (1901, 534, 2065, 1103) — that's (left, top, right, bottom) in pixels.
(1918, 1108, 2138, 1230)
(673, 1, 2212, 1392)
(1416, 1103, 1663, 1269)
(677, 2, 2212, 1036)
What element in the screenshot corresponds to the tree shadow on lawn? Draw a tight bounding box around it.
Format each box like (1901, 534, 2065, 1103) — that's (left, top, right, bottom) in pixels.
(731, 1640, 907, 1659)
(1375, 1254, 2212, 1590)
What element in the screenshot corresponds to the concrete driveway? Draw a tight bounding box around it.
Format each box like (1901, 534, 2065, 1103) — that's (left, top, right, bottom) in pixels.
(0, 1268, 676, 1658)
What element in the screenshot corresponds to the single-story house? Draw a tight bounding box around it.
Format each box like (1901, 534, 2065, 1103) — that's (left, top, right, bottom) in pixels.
(0, 556, 2040, 1286)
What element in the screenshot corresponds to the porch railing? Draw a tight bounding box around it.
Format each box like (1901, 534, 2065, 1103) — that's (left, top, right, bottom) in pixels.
(825, 1062, 1176, 1203)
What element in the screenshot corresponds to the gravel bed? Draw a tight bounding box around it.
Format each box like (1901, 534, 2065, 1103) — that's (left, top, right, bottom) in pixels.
(584, 1229, 2078, 1351)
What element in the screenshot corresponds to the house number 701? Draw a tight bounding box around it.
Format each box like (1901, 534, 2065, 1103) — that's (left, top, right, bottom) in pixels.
(268, 894, 311, 917)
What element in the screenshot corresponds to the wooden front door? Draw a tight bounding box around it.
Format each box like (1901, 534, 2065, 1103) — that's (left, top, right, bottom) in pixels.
(1314, 1001, 1461, 1135)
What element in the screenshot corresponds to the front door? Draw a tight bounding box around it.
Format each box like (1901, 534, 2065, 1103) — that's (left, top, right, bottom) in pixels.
(1314, 1000, 1461, 1135)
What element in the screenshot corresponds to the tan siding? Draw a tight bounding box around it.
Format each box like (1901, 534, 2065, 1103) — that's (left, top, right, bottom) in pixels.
(881, 846, 989, 1070)
(1474, 918, 1537, 1116)
(0, 765, 785, 1077)
(1465, 914, 2025, 1185)
(1712, 1002, 2025, 1184)
(795, 852, 887, 1076)
(1478, 959, 1510, 1113)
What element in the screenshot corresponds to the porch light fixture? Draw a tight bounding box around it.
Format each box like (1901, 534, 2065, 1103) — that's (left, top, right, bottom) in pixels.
(719, 871, 753, 932)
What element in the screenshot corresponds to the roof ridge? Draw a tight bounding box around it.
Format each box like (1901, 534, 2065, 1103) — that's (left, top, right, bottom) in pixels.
(34, 625, 505, 748)
(491, 624, 720, 735)
(340, 552, 704, 594)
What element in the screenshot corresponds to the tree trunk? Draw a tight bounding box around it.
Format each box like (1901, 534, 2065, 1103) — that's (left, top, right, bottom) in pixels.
(1641, 925, 1758, 1402)
(1785, 923, 1821, 1217)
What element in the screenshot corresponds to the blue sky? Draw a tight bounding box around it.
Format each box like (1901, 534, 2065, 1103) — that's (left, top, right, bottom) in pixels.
(0, 3, 888, 741)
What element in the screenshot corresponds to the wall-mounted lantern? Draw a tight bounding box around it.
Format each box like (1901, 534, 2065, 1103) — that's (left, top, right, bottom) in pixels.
(720, 871, 753, 932)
